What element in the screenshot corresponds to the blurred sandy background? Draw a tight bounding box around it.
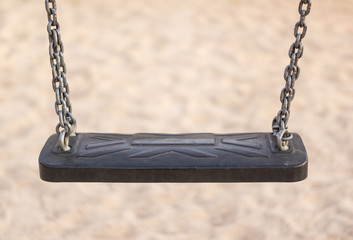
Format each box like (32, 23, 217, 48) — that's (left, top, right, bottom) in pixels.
(0, 0, 352, 239)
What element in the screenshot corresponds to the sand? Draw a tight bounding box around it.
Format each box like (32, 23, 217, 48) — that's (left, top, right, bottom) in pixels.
(0, 0, 352, 239)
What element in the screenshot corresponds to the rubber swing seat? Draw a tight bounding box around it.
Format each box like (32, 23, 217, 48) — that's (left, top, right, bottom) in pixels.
(39, 132, 307, 182)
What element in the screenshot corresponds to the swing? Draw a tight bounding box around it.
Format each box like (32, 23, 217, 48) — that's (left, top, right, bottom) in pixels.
(39, 0, 311, 182)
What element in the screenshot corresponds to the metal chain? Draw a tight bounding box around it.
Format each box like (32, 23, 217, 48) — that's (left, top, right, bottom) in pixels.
(272, 0, 311, 151)
(44, 0, 310, 152)
(45, 0, 76, 151)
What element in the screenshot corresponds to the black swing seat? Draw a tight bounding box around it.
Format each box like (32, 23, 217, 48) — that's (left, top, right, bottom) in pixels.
(39, 132, 308, 182)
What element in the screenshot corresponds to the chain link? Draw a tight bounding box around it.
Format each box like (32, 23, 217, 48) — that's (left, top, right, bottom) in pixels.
(272, 0, 311, 151)
(45, 0, 76, 151)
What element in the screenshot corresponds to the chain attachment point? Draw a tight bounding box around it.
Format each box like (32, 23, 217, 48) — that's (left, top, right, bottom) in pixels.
(59, 130, 71, 151)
